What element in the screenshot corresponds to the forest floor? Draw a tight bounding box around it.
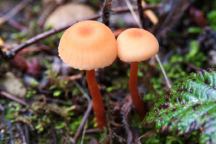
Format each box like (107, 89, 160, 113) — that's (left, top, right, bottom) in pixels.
(0, 0, 216, 144)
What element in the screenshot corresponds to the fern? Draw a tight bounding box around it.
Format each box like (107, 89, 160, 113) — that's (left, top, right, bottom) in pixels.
(147, 71, 216, 144)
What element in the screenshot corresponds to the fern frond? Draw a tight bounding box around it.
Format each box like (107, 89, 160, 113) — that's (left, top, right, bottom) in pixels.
(147, 71, 216, 144)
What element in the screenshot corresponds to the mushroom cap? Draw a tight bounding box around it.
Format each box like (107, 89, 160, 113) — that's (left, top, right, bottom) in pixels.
(58, 20, 117, 70)
(117, 28, 159, 63)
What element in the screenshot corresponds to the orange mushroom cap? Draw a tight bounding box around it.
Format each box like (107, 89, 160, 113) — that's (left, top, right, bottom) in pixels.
(58, 20, 117, 70)
(117, 28, 159, 63)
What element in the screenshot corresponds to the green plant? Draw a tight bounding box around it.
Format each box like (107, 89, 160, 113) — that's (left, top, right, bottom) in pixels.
(147, 70, 216, 144)
(207, 10, 216, 30)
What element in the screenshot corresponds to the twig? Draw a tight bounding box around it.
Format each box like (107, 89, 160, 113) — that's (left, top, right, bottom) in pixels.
(72, 101, 93, 144)
(155, 55, 172, 88)
(0, 104, 4, 111)
(102, 0, 112, 26)
(121, 96, 133, 144)
(63, 73, 82, 80)
(137, 0, 145, 27)
(153, 0, 191, 38)
(185, 62, 201, 72)
(74, 81, 91, 102)
(23, 124, 30, 144)
(0, 0, 31, 26)
(3, 16, 97, 58)
(8, 125, 15, 144)
(8, 19, 27, 31)
(0, 90, 28, 106)
(72, 79, 92, 143)
(85, 128, 101, 134)
(135, 130, 156, 143)
(126, 0, 172, 89)
(80, 122, 88, 144)
(16, 123, 28, 144)
(1, 5, 158, 58)
(125, 0, 142, 28)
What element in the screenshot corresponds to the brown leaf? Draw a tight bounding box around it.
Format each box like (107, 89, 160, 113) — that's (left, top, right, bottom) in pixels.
(26, 58, 41, 76)
(45, 3, 95, 29)
(13, 54, 28, 71)
(189, 7, 207, 27)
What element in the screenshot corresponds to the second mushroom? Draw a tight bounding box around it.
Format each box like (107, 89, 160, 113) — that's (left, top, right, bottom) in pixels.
(117, 28, 159, 117)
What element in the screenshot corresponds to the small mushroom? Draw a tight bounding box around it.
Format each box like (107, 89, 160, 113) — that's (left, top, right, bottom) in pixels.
(58, 20, 117, 128)
(117, 28, 159, 117)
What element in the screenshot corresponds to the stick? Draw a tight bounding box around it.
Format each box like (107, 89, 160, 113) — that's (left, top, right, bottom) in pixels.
(121, 96, 133, 144)
(0, 91, 28, 106)
(137, 0, 145, 27)
(72, 101, 93, 144)
(1, 5, 158, 58)
(0, 0, 31, 26)
(153, 0, 191, 38)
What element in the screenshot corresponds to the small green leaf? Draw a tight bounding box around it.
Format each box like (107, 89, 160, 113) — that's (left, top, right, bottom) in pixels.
(207, 10, 216, 30)
(55, 122, 65, 130)
(53, 90, 62, 97)
(187, 27, 202, 34)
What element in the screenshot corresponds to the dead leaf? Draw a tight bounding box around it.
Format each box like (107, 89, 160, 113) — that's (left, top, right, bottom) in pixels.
(0, 72, 26, 97)
(13, 54, 28, 72)
(45, 3, 95, 28)
(189, 7, 207, 27)
(31, 101, 76, 118)
(27, 57, 41, 76)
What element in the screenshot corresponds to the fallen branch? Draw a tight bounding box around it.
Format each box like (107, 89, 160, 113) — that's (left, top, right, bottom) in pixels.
(72, 101, 93, 144)
(1, 5, 158, 58)
(0, 90, 28, 106)
(121, 96, 133, 144)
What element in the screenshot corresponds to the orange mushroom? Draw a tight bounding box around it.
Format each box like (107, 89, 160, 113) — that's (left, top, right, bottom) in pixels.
(58, 20, 117, 128)
(117, 28, 159, 117)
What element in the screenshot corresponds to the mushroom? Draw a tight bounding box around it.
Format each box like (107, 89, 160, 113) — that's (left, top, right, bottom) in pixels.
(117, 28, 159, 117)
(58, 20, 117, 128)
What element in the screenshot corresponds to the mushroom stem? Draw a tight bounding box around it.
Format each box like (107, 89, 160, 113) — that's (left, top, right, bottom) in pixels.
(86, 70, 106, 128)
(129, 62, 146, 117)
